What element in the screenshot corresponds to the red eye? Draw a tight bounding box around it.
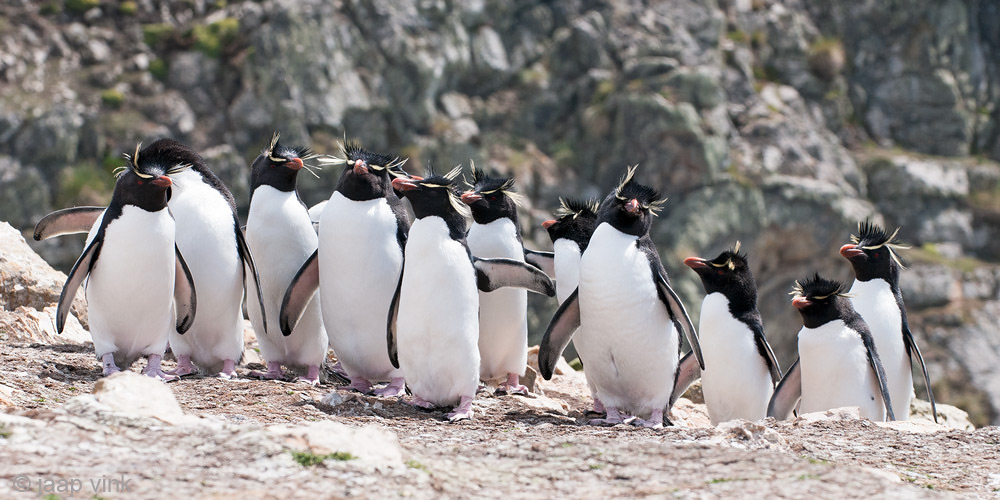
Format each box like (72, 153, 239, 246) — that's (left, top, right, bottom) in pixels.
(137, 180, 144, 185)
(873, 251, 879, 258)
(717, 270, 724, 275)
(489, 194, 498, 201)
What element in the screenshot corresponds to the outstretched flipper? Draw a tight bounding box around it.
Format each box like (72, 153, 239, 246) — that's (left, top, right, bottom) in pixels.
(767, 359, 801, 420)
(33, 206, 104, 241)
(523, 248, 555, 277)
(56, 236, 103, 333)
(473, 257, 555, 296)
(653, 266, 704, 369)
(235, 225, 268, 335)
(538, 289, 581, 380)
(173, 246, 197, 334)
(386, 264, 404, 369)
(279, 250, 320, 336)
(669, 351, 702, 408)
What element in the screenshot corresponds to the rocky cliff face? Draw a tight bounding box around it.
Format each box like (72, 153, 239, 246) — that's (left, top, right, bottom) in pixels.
(0, 0, 998, 425)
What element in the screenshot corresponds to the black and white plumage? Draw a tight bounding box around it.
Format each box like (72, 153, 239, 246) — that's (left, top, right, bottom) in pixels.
(386, 168, 553, 421)
(840, 220, 936, 422)
(52, 144, 196, 380)
(538, 166, 702, 428)
(768, 275, 895, 422)
(281, 141, 410, 394)
(542, 198, 599, 302)
(245, 133, 328, 384)
(683, 243, 781, 425)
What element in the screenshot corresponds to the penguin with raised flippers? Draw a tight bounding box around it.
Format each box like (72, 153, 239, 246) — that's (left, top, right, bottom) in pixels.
(53, 144, 196, 380)
(840, 220, 937, 422)
(244, 132, 329, 384)
(768, 274, 895, 422)
(538, 166, 703, 428)
(281, 141, 409, 395)
(386, 167, 554, 421)
(683, 243, 781, 425)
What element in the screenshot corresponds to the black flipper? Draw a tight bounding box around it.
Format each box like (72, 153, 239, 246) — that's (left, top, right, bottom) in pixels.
(767, 359, 801, 420)
(743, 317, 783, 385)
(386, 262, 404, 369)
(523, 248, 555, 277)
(473, 257, 555, 296)
(33, 206, 105, 241)
(653, 266, 704, 370)
(669, 350, 702, 408)
(538, 289, 581, 380)
(173, 245, 197, 334)
(897, 291, 938, 423)
(56, 236, 103, 333)
(235, 225, 268, 335)
(279, 250, 320, 337)
(860, 324, 896, 421)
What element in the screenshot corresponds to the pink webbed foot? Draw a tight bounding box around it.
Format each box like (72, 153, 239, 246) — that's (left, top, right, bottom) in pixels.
(409, 395, 437, 410)
(446, 395, 474, 422)
(296, 365, 321, 386)
(142, 354, 178, 382)
(496, 373, 528, 395)
(250, 361, 285, 380)
(100, 353, 121, 377)
(588, 406, 625, 426)
(632, 408, 664, 429)
(347, 375, 373, 393)
(374, 377, 406, 397)
(165, 354, 198, 376)
(217, 359, 237, 380)
(330, 361, 349, 378)
(592, 396, 606, 415)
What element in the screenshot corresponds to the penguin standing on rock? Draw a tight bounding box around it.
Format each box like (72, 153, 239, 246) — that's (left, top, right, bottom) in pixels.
(245, 132, 329, 384)
(840, 220, 937, 422)
(461, 167, 532, 394)
(282, 141, 409, 395)
(683, 243, 781, 425)
(50, 144, 196, 380)
(768, 274, 895, 422)
(538, 166, 703, 428)
(387, 168, 554, 421)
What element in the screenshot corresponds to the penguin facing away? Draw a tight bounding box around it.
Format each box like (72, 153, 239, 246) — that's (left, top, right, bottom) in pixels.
(244, 132, 329, 384)
(768, 274, 895, 422)
(840, 220, 937, 422)
(683, 242, 782, 425)
(281, 141, 410, 395)
(386, 167, 554, 421)
(461, 167, 532, 394)
(538, 166, 703, 428)
(53, 144, 196, 380)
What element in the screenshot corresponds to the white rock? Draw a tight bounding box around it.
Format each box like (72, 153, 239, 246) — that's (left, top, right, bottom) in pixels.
(91, 371, 188, 424)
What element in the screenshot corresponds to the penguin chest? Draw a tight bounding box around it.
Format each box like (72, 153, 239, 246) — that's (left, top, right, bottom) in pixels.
(467, 219, 527, 378)
(553, 239, 582, 303)
(849, 279, 912, 417)
(575, 224, 676, 412)
(87, 206, 176, 354)
(698, 293, 772, 424)
(396, 217, 480, 405)
(798, 321, 886, 421)
(317, 192, 403, 379)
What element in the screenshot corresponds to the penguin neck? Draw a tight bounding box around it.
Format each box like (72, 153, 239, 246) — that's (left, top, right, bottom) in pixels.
(336, 167, 393, 202)
(851, 261, 900, 292)
(416, 211, 467, 242)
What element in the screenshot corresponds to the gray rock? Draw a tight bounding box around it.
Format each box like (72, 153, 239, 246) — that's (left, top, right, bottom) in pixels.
(12, 106, 84, 173)
(899, 263, 958, 309)
(0, 156, 50, 229)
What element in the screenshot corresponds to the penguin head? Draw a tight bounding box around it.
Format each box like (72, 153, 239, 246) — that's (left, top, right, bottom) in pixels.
(684, 241, 757, 304)
(840, 219, 907, 284)
(391, 165, 469, 221)
(598, 166, 665, 237)
(790, 274, 854, 329)
(460, 165, 524, 224)
(334, 141, 407, 201)
(250, 132, 313, 193)
(542, 197, 599, 249)
(113, 142, 192, 212)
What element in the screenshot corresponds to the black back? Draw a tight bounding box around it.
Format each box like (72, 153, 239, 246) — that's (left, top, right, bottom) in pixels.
(545, 198, 598, 251)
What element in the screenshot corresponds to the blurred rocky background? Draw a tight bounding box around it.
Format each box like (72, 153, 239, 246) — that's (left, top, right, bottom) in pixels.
(0, 0, 997, 426)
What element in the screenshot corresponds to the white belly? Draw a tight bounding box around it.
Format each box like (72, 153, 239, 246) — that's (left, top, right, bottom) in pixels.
(574, 223, 678, 418)
(553, 238, 582, 303)
(246, 186, 328, 368)
(396, 217, 480, 406)
(467, 219, 527, 380)
(849, 279, 912, 420)
(798, 320, 887, 421)
(166, 170, 245, 368)
(318, 192, 403, 381)
(698, 293, 773, 424)
(86, 206, 175, 366)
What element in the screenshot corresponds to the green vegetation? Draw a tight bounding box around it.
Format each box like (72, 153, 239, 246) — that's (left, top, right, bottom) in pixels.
(56, 161, 116, 207)
(149, 58, 168, 81)
(142, 23, 175, 47)
(568, 357, 583, 371)
(290, 450, 356, 466)
(40, 2, 61, 16)
(65, 0, 100, 14)
(0, 424, 10, 438)
(100, 89, 125, 109)
(909, 243, 984, 274)
(725, 30, 748, 45)
(118, 1, 138, 15)
(405, 459, 429, 472)
(192, 17, 240, 58)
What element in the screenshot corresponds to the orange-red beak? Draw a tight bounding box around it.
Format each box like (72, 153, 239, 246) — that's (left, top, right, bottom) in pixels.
(461, 192, 482, 204)
(792, 297, 811, 309)
(683, 257, 707, 269)
(152, 176, 172, 187)
(353, 159, 367, 175)
(839, 244, 865, 259)
(391, 177, 418, 191)
(542, 219, 557, 229)
(625, 198, 639, 214)
(287, 157, 304, 171)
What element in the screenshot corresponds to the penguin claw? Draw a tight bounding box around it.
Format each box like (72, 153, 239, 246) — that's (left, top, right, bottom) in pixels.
(409, 396, 437, 410)
(142, 354, 178, 382)
(296, 376, 320, 386)
(588, 407, 624, 426)
(373, 378, 406, 398)
(446, 396, 474, 422)
(496, 383, 529, 396)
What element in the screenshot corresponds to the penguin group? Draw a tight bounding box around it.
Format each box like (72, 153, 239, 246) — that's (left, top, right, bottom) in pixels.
(34, 135, 938, 426)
